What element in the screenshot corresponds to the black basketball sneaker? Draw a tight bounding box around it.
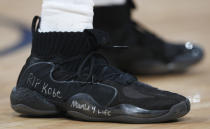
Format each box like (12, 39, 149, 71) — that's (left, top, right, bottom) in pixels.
(10, 16, 190, 123)
(94, 0, 204, 74)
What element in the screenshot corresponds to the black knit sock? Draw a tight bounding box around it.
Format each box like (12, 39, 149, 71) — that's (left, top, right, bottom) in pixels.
(31, 17, 111, 59)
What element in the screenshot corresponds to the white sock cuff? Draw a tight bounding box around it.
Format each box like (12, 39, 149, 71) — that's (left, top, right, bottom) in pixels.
(39, 0, 94, 32)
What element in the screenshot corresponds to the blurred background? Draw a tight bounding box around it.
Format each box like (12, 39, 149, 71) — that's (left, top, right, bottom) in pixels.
(0, 0, 210, 128)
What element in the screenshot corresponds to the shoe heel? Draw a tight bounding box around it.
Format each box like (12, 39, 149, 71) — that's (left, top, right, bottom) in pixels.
(10, 87, 58, 116)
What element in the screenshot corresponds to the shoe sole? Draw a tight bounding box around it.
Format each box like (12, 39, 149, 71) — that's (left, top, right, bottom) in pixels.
(10, 87, 190, 123)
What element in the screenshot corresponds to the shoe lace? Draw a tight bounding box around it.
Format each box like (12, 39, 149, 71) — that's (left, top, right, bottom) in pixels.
(57, 52, 107, 81)
(56, 49, 136, 84)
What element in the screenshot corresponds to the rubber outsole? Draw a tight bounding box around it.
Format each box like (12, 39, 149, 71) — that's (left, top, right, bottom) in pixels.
(67, 100, 189, 123)
(10, 87, 190, 123)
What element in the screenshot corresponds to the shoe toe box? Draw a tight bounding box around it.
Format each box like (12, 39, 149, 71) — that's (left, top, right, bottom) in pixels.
(111, 81, 189, 110)
(173, 42, 204, 65)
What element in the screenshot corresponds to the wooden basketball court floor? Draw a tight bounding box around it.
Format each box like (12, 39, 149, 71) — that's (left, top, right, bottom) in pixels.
(0, 0, 210, 128)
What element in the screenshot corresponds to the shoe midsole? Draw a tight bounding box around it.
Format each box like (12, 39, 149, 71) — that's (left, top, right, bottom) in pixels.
(10, 87, 189, 122)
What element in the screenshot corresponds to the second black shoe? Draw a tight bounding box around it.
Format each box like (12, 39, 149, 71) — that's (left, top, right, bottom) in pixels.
(94, 0, 204, 74)
(10, 16, 190, 123)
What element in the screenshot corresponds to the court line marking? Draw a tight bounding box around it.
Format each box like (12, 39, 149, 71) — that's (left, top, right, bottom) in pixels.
(0, 15, 32, 57)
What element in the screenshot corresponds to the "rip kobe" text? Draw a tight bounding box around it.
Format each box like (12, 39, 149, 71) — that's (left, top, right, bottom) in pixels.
(27, 73, 62, 99)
